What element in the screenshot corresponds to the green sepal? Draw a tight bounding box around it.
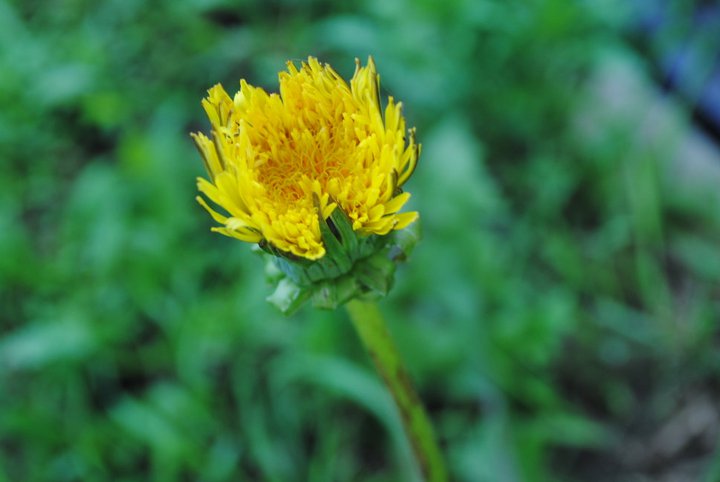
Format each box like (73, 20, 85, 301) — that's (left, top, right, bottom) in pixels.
(327, 205, 358, 257)
(318, 206, 353, 274)
(354, 251, 396, 296)
(272, 257, 306, 285)
(388, 219, 421, 262)
(266, 278, 312, 315)
(311, 276, 358, 310)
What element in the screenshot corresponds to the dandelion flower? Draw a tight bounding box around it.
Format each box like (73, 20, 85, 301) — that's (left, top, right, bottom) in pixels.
(191, 56, 419, 261)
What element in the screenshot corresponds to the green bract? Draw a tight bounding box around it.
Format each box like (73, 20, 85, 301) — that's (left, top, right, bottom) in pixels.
(262, 205, 420, 315)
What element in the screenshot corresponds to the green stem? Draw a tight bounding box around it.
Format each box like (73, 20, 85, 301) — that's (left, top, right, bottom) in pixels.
(346, 299, 447, 482)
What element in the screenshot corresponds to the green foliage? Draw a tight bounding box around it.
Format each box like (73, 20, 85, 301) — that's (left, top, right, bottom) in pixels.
(2, 0, 719, 481)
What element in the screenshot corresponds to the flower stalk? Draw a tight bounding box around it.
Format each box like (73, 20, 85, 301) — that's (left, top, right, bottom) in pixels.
(346, 299, 447, 482)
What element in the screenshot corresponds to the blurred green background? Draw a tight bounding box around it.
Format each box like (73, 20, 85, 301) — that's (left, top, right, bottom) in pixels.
(2, 0, 720, 481)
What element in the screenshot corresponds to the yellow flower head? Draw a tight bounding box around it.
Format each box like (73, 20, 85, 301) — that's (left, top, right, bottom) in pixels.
(191, 56, 419, 260)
